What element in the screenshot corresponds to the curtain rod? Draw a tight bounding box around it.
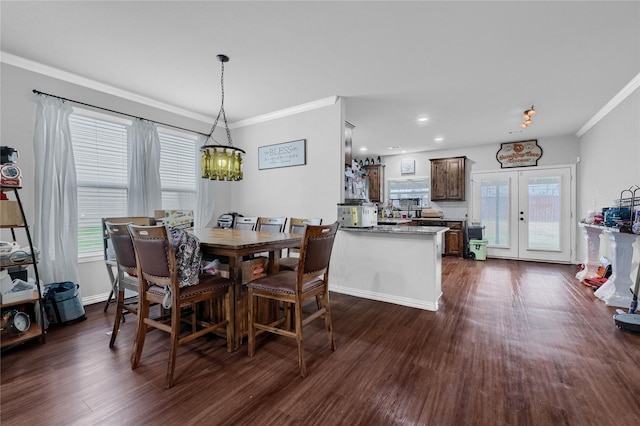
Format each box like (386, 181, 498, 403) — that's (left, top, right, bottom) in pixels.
(32, 89, 211, 138)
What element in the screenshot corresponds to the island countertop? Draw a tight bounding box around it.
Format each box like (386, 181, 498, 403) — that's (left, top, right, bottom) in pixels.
(339, 225, 449, 235)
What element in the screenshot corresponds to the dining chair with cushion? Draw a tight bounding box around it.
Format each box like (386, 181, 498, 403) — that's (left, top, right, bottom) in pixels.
(104, 221, 142, 347)
(128, 224, 232, 388)
(256, 217, 287, 233)
(279, 218, 322, 272)
(102, 217, 156, 313)
(234, 216, 259, 230)
(102, 217, 156, 345)
(247, 222, 339, 378)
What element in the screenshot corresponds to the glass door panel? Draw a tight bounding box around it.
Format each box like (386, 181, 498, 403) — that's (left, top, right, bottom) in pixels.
(480, 178, 511, 248)
(518, 168, 572, 263)
(526, 175, 561, 251)
(472, 171, 518, 259)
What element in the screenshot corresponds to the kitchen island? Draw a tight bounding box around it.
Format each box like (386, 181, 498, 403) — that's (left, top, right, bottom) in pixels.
(328, 225, 448, 311)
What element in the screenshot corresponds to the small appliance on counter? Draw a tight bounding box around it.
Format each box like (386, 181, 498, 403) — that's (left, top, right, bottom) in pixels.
(420, 208, 443, 219)
(337, 200, 377, 228)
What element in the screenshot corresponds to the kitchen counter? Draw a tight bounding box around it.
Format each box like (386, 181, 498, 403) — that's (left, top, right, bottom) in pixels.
(411, 217, 467, 222)
(329, 225, 448, 311)
(340, 225, 448, 234)
(376, 218, 412, 225)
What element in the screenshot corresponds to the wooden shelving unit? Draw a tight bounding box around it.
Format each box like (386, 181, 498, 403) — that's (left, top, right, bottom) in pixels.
(1, 185, 46, 348)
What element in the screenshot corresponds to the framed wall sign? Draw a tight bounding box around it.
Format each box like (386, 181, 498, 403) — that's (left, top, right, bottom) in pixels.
(258, 139, 306, 170)
(496, 140, 543, 168)
(401, 159, 415, 174)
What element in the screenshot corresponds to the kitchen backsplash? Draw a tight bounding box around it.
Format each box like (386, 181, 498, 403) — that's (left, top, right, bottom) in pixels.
(430, 201, 468, 220)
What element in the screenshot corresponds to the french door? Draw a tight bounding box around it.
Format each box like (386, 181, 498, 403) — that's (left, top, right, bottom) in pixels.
(471, 166, 575, 263)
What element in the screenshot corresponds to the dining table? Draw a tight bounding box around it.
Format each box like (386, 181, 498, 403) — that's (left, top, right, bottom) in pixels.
(191, 227, 302, 349)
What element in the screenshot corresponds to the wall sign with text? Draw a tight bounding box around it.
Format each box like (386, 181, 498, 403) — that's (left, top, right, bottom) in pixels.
(496, 140, 543, 168)
(258, 139, 306, 170)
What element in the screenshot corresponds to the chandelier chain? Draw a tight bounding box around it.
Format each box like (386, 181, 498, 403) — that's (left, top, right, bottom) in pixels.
(208, 61, 234, 146)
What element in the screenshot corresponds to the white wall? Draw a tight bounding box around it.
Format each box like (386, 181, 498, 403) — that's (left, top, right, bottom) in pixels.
(577, 88, 640, 263)
(229, 99, 344, 224)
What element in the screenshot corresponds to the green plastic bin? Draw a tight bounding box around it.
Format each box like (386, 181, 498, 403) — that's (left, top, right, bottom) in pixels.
(469, 239, 488, 261)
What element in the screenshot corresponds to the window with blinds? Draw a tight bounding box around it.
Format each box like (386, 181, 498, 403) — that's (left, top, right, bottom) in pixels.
(158, 131, 197, 210)
(69, 110, 197, 259)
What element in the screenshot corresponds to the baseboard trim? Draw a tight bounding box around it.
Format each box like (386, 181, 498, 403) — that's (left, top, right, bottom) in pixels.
(82, 292, 110, 306)
(329, 284, 440, 312)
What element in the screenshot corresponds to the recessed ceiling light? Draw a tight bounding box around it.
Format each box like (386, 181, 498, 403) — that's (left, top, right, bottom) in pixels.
(434, 137, 444, 143)
(387, 146, 401, 150)
(359, 147, 367, 151)
(401, 150, 407, 154)
(418, 117, 429, 122)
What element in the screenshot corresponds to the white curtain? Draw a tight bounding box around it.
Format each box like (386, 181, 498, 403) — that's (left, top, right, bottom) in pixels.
(33, 95, 79, 285)
(127, 119, 161, 216)
(195, 135, 216, 228)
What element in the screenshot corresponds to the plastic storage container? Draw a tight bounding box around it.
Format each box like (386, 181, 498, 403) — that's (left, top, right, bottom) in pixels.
(469, 239, 488, 261)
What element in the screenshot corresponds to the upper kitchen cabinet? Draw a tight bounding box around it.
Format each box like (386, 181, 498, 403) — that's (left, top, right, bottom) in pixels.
(344, 122, 354, 166)
(364, 164, 384, 203)
(430, 156, 466, 201)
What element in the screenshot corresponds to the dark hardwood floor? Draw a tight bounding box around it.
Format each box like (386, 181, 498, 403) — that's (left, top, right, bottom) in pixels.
(2, 258, 640, 425)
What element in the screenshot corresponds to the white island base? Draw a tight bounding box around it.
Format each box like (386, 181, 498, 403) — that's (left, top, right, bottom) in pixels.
(328, 226, 448, 311)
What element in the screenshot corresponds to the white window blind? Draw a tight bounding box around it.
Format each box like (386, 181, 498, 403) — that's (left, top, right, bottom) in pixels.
(70, 113, 128, 258)
(158, 130, 197, 211)
(69, 111, 197, 259)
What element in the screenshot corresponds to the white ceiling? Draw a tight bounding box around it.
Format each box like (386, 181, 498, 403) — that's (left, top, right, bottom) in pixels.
(2, 1, 639, 156)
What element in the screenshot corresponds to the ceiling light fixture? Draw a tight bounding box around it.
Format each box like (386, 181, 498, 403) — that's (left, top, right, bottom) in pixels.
(520, 105, 536, 129)
(201, 54, 246, 181)
(418, 117, 429, 122)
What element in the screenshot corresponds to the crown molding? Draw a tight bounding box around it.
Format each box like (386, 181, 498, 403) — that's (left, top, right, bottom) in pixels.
(2, 52, 340, 130)
(577, 72, 640, 138)
(230, 96, 339, 129)
(1, 51, 214, 123)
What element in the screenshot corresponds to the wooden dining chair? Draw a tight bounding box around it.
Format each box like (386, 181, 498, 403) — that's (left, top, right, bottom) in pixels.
(102, 216, 156, 312)
(234, 216, 259, 230)
(279, 218, 322, 271)
(128, 224, 232, 388)
(256, 217, 287, 233)
(247, 222, 339, 378)
(104, 221, 144, 347)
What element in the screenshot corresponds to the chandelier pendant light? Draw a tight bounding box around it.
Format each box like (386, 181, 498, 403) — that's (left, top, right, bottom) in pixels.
(201, 54, 245, 181)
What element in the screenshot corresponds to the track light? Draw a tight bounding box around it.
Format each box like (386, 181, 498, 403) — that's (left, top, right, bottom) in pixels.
(520, 105, 536, 129)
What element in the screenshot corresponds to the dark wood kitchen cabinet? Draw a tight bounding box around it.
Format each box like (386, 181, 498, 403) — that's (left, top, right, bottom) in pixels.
(443, 221, 465, 257)
(364, 164, 384, 203)
(418, 218, 466, 257)
(430, 156, 466, 201)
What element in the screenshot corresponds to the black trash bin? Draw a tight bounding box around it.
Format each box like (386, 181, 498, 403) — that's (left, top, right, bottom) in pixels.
(466, 225, 485, 259)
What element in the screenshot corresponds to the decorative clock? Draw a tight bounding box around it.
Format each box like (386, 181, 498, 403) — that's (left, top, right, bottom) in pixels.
(3, 310, 31, 334)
